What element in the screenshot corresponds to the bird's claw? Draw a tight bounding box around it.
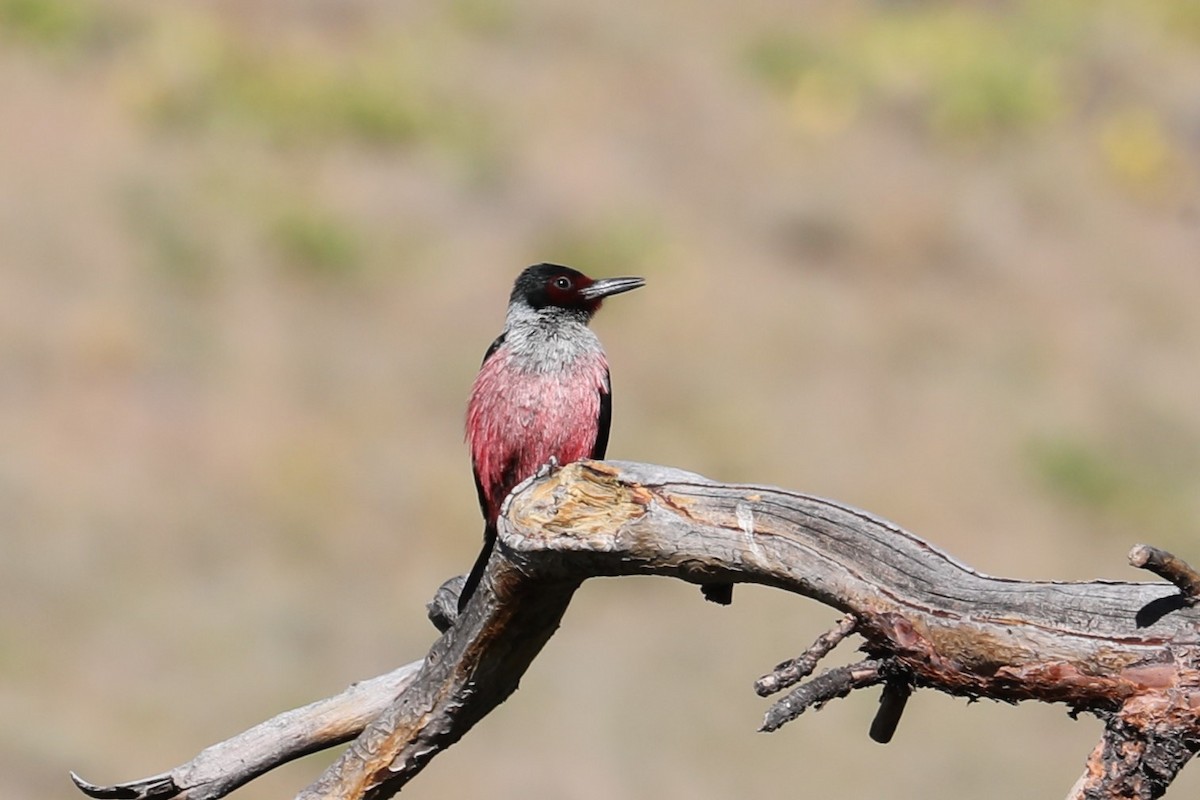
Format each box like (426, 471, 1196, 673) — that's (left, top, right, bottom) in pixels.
(534, 456, 560, 480)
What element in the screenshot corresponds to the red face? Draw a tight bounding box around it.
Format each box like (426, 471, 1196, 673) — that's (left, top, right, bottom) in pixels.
(513, 264, 597, 312)
(511, 263, 645, 314)
(543, 270, 598, 310)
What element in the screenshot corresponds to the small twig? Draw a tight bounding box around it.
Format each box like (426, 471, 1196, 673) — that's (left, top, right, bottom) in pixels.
(755, 614, 857, 697)
(1129, 545, 1200, 602)
(760, 659, 884, 733)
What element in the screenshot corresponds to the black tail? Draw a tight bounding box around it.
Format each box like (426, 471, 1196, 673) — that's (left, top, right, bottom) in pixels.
(458, 523, 497, 612)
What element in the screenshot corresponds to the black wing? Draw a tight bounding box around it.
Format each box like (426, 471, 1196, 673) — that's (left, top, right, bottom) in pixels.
(591, 367, 612, 459)
(481, 332, 505, 367)
(472, 467, 490, 520)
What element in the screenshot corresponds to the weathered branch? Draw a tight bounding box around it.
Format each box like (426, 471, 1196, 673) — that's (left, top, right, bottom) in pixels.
(72, 662, 422, 800)
(73, 460, 1200, 800)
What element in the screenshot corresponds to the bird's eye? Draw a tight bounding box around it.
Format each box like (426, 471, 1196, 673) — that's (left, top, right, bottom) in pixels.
(553, 276, 572, 290)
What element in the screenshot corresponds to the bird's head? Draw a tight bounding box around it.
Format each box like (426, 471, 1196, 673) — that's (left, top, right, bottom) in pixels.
(509, 263, 644, 320)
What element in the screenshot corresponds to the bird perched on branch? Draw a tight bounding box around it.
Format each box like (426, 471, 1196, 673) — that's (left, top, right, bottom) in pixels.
(458, 264, 645, 612)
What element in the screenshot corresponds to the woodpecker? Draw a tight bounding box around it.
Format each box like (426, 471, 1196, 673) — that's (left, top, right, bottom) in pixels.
(458, 264, 645, 612)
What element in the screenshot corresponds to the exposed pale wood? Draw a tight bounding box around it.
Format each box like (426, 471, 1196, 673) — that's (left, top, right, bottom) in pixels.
(72, 460, 1200, 800)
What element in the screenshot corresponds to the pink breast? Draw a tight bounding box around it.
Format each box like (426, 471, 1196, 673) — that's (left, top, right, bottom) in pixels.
(466, 348, 609, 522)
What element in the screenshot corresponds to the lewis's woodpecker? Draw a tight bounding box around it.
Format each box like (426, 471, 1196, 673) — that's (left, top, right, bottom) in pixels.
(458, 264, 644, 612)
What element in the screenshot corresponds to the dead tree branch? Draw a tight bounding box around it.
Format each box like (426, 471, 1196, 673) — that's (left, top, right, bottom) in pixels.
(72, 662, 422, 800)
(73, 460, 1200, 800)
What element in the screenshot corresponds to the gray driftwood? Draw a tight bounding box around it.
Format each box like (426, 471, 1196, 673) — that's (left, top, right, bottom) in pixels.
(73, 460, 1200, 800)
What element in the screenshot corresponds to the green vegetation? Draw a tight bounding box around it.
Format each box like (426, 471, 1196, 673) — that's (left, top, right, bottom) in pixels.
(449, 0, 517, 37)
(743, 31, 823, 95)
(1098, 107, 1178, 196)
(120, 182, 216, 293)
(744, 2, 1078, 141)
(1, 2, 501, 159)
(271, 207, 363, 279)
(138, 42, 431, 147)
(1026, 436, 1127, 511)
(1026, 432, 1197, 545)
(0, 0, 96, 48)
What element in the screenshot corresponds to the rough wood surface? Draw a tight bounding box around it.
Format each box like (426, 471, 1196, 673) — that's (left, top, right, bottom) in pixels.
(73, 460, 1200, 800)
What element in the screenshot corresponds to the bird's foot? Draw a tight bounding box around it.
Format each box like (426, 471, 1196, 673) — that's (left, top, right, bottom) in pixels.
(534, 456, 560, 480)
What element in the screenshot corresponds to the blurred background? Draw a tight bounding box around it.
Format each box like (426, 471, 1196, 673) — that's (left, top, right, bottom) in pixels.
(3, 0, 1199, 797)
